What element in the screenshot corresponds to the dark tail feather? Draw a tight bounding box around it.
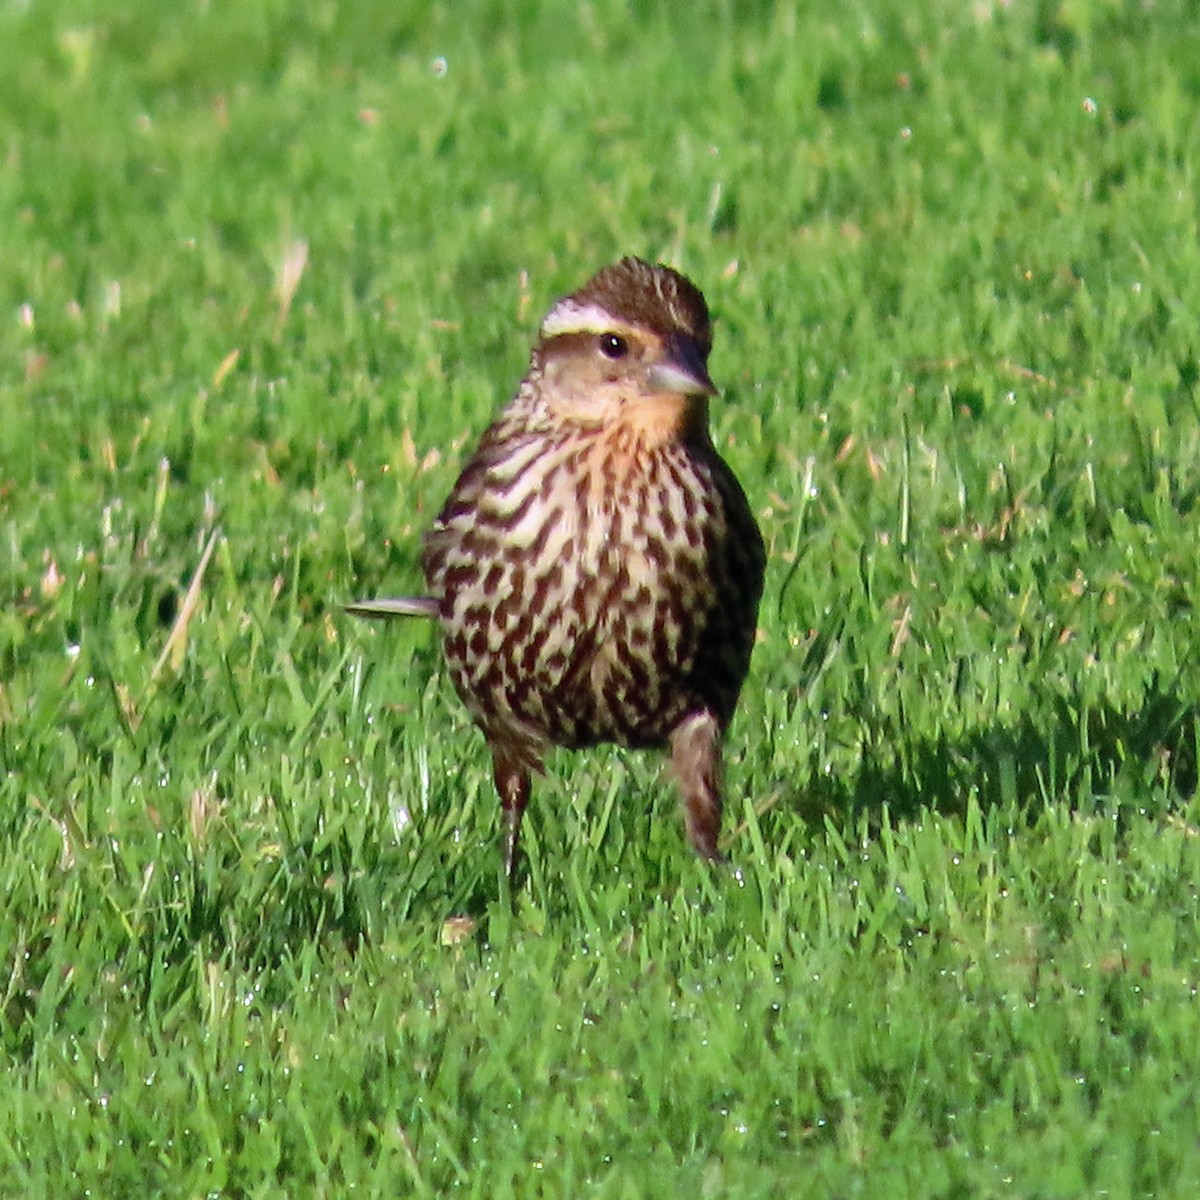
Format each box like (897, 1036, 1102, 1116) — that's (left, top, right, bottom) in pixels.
(344, 596, 439, 619)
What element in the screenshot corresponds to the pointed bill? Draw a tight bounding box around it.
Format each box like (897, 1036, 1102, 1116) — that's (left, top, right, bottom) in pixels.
(647, 334, 716, 396)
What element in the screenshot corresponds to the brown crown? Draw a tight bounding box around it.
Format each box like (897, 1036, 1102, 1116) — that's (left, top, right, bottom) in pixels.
(565, 257, 712, 355)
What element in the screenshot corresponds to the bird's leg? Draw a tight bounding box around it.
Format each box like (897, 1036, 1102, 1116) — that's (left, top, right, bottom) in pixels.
(492, 750, 531, 880)
(669, 711, 726, 862)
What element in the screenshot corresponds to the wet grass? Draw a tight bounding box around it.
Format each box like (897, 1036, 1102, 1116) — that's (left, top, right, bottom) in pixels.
(3, 0, 1200, 1195)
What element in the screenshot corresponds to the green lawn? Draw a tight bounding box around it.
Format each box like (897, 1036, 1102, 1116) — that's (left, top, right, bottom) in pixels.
(4, 0, 1200, 1195)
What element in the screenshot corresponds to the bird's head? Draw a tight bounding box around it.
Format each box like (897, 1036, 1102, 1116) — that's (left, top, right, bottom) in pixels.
(531, 258, 716, 445)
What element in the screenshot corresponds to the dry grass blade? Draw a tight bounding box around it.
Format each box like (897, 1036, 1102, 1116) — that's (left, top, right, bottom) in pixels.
(150, 527, 222, 684)
(720, 787, 784, 853)
(274, 239, 309, 337)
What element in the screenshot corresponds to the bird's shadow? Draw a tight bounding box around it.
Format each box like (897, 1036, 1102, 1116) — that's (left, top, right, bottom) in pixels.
(406, 671, 1200, 922)
(784, 670, 1197, 837)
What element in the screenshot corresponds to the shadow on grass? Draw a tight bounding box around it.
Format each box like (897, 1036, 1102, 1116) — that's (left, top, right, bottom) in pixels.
(797, 670, 1199, 830)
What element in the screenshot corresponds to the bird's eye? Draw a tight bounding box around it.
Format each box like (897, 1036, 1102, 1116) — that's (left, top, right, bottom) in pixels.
(600, 332, 629, 360)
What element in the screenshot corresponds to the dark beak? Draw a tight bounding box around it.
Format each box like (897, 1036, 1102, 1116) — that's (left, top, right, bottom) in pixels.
(646, 335, 716, 397)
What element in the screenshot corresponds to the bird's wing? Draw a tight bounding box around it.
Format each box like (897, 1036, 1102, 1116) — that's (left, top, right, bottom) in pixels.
(344, 596, 440, 619)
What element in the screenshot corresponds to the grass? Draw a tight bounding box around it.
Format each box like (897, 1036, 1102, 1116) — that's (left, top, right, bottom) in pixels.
(3, 0, 1200, 1195)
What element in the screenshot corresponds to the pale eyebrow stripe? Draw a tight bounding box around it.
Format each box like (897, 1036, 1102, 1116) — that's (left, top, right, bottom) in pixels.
(539, 301, 622, 338)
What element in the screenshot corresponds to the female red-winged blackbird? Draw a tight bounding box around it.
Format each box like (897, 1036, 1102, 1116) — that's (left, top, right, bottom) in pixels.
(350, 258, 765, 876)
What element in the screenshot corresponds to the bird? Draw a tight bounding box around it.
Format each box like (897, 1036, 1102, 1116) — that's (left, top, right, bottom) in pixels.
(348, 257, 765, 878)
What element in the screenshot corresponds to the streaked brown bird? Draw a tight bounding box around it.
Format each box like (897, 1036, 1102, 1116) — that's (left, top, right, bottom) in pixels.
(349, 257, 765, 876)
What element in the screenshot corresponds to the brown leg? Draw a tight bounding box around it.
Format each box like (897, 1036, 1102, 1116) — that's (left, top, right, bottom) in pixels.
(669, 711, 725, 862)
(492, 750, 531, 880)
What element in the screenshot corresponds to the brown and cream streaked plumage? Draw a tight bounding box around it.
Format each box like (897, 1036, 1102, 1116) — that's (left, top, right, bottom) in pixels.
(349, 257, 765, 876)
